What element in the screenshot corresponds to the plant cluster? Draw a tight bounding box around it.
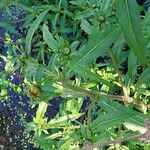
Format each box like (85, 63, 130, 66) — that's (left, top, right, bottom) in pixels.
(0, 0, 150, 149)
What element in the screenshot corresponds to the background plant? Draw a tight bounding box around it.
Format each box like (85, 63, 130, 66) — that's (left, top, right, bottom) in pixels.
(0, 0, 150, 149)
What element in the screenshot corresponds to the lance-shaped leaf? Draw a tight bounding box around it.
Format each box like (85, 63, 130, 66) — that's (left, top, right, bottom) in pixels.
(47, 113, 83, 128)
(116, 0, 149, 65)
(80, 19, 92, 35)
(143, 8, 150, 27)
(25, 9, 50, 54)
(136, 66, 150, 87)
(72, 25, 121, 65)
(92, 110, 135, 131)
(92, 99, 148, 133)
(35, 134, 54, 150)
(69, 60, 111, 86)
(34, 101, 48, 124)
(43, 24, 59, 51)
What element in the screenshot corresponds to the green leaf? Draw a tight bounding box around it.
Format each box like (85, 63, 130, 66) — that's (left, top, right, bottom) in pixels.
(69, 60, 111, 86)
(47, 113, 83, 128)
(92, 110, 135, 131)
(80, 19, 92, 35)
(127, 51, 137, 81)
(66, 98, 83, 114)
(116, 0, 149, 65)
(143, 8, 150, 27)
(61, 87, 87, 98)
(43, 24, 59, 51)
(34, 102, 48, 124)
(136, 67, 150, 87)
(0, 22, 18, 34)
(73, 25, 121, 65)
(124, 116, 147, 134)
(25, 9, 50, 54)
(59, 138, 75, 150)
(95, 100, 149, 133)
(35, 134, 54, 150)
(92, 131, 110, 143)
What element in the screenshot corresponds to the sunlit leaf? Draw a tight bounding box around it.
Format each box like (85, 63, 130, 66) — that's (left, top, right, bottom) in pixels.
(47, 113, 83, 128)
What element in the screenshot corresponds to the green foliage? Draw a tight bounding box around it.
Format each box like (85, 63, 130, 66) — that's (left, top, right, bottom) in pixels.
(72, 25, 121, 65)
(116, 0, 149, 65)
(25, 9, 50, 54)
(1, 0, 150, 149)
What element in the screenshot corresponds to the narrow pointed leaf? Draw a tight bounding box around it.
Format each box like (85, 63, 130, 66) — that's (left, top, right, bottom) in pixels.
(43, 24, 59, 51)
(25, 9, 50, 54)
(136, 66, 150, 86)
(143, 8, 150, 27)
(80, 19, 92, 35)
(72, 25, 121, 65)
(35, 134, 54, 150)
(69, 60, 111, 86)
(47, 113, 83, 128)
(95, 100, 149, 133)
(116, 0, 149, 65)
(92, 111, 135, 131)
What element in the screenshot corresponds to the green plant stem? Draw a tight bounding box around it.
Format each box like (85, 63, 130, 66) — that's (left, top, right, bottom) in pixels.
(60, 80, 144, 106)
(81, 119, 150, 150)
(108, 48, 129, 100)
(44, 64, 144, 106)
(81, 133, 144, 150)
(62, 62, 67, 79)
(87, 99, 95, 127)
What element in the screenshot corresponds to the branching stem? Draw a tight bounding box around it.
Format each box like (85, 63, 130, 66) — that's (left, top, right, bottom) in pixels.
(60, 80, 144, 106)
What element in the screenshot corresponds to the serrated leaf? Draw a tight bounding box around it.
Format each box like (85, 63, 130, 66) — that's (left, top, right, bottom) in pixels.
(116, 0, 149, 65)
(73, 25, 121, 65)
(43, 24, 59, 51)
(92, 110, 135, 131)
(59, 138, 75, 150)
(62, 87, 86, 98)
(69, 60, 111, 86)
(96, 99, 149, 133)
(124, 116, 147, 134)
(25, 9, 50, 54)
(35, 134, 54, 150)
